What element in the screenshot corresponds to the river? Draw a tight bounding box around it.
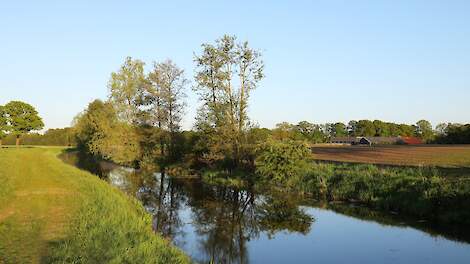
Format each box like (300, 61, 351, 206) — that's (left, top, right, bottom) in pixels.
(60, 152, 470, 264)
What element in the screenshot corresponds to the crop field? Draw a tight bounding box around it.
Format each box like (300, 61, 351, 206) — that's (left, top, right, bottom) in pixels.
(311, 145, 470, 168)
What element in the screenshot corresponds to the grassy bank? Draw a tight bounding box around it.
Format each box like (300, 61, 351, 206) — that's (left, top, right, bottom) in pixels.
(0, 147, 188, 263)
(287, 162, 470, 226)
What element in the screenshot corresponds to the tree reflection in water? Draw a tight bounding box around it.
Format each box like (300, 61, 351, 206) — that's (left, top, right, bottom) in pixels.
(131, 173, 314, 264)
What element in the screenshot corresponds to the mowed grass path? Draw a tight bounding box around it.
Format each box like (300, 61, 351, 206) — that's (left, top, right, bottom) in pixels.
(312, 145, 470, 168)
(0, 147, 188, 264)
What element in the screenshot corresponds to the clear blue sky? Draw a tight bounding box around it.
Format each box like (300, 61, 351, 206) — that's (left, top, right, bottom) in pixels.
(1, 0, 469, 130)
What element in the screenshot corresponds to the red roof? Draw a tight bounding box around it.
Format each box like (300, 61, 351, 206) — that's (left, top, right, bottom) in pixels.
(401, 137, 423, 144)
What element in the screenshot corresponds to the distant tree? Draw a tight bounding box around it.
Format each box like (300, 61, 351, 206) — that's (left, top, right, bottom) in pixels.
(0, 105, 9, 145)
(435, 123, 448, 136)
(347, 120, 358, 136)
(434, 123, 470, 144)
(272, 122, 294, 140)
(356, 120, 375, 137)
(5, 101, 44, 146)
(332, 122, 347, 137)
(388, 123, 401, 137)
(108, 56, 146, 123)
(296, 121, 315, 139)
(415, 120, 433, 142)
(373, 120, 391, 136)
(398, 124, 414, 136)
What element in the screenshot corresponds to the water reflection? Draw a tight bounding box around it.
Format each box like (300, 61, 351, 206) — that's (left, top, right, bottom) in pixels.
(60, 151, 470, 264)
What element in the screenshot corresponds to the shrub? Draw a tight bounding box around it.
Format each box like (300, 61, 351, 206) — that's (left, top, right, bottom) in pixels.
(255, 139, 310, 185)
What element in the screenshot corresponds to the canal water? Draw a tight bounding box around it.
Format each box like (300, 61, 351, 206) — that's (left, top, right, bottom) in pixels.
(60, 152, 470, 264)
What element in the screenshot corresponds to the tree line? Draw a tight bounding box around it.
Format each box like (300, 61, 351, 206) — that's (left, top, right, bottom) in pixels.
(73, 35, 265, 171)
(68, 34, 470, 172)
(269, 119, 435, 143)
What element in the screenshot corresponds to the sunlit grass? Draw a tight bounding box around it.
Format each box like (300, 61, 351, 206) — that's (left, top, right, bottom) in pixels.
(0, 147, 189, 263)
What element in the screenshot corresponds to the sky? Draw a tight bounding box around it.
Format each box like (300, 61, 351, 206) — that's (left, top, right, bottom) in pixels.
(1, 0, 469, 130)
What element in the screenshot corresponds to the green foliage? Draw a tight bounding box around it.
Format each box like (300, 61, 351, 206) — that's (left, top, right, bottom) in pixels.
(193, 35, 264, 167)
(4, 101, 44, 143)
(1, 127, 75, 146)
(73, 100, 141, 165)
(0, 105, 9, 142)
(255, 139, 311, 185)
(108, 56, 147, 123)
(415, 119, 434, 142)
(289, 162, 470, 225)
(434, 123, 470, 144)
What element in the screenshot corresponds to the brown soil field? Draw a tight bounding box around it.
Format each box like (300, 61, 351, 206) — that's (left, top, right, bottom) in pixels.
(311, 145, 470, 168)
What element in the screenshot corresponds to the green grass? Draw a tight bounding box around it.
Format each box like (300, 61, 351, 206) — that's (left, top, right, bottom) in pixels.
(0, 147, 189, 264)
(289, 162, 470, 225)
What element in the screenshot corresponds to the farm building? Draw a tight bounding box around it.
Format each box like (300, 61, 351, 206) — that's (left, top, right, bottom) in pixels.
(330, 137, 357, 145)
(330, 136, 423, 145)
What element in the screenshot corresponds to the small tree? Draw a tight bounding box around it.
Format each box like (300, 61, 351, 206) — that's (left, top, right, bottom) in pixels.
(0, 105, 9, 145)
(5, 101, 44, 146)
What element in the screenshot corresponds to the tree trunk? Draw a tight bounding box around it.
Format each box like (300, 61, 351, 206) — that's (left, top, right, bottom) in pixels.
(16, 135, 20, 147)
(0, 139, 2, 146)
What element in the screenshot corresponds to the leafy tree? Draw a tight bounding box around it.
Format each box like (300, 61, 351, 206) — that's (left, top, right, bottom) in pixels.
(194, 35, 264, 167)
(347, 120, 358, 136)
(356, 120, 375, 137)
(73, 100, 140, 165)
(0, 105, 9, 145)
(146, 59, 188, 160)
(108, 56, 146, 123)
(435, 123, 448, 136)
(5, 101, 44, 146)
(272, 122, 295, 140)
(331, 122, 347, 137)
(415, 120, 434, 142)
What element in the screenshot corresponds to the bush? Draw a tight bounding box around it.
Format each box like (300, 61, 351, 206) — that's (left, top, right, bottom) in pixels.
(255, 139, 310, 186)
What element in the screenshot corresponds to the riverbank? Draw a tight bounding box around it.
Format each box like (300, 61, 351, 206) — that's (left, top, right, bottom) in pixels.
(193, 160, 470, 227)
(0, 147, 188, 263)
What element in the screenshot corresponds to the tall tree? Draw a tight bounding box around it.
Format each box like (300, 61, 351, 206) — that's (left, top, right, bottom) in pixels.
(108, 56, 146, 124)
(194, 35, 264, 166)
(146, 59, 188, 159)
(0, 105, 9, 145)
(5, 101, 44, 146)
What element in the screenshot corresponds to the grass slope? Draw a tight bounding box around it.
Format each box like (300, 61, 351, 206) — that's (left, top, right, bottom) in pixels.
(0, 147, 188, 264)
